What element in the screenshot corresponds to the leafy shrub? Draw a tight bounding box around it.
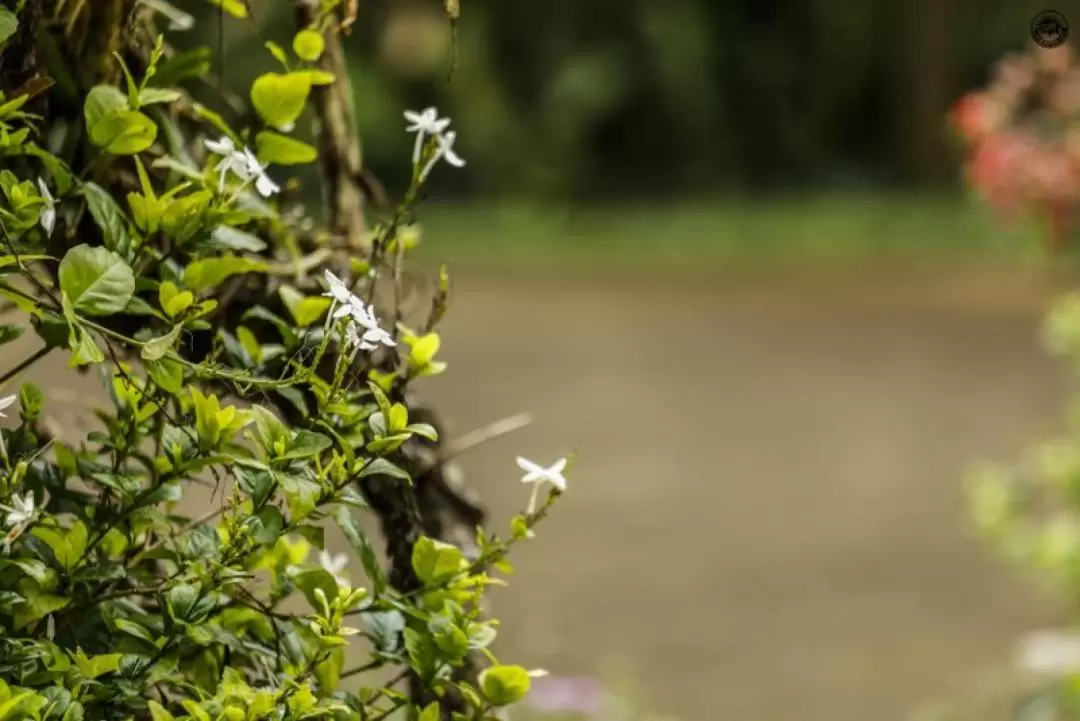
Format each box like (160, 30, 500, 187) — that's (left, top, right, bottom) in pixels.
(0, 1, 567, 719)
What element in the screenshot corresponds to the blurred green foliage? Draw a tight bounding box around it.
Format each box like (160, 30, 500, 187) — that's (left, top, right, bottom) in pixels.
(196, 0, 1049, 201)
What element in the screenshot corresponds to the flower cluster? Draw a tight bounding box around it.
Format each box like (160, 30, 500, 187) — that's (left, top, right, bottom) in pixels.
(322, 270, 396, 353)
(952, 45, 1080, 249)
(404, 106, 466, 181)
(204, 136, 280, 198)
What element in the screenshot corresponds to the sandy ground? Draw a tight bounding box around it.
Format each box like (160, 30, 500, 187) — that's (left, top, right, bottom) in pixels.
(9, 264, 1073, 721)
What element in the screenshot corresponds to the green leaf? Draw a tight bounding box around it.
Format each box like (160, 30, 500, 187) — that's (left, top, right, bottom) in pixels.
(83, 86, 128, 134)
(208, 0, 249, 18)
(479, 665, 532, 706)
(113, 618, 157, 644)
(69, 329, 104, 366)
(141, 325, 181, 361)
(314, 646, 344, 694)
(83, 183, 135, 258)
(90, 110, 158, 155)
(209, 225, 266, 252)
(418, 702, 441, 721)
(411, 536, 468, 586)
(167, 583, 199, 621)
(0, 691, 34, 721)
(250, 72, 311, 131)
(255, 130, 317, 165)
(138, 87, 181, 107)
(184, 255, 268, 293)
(388, 403, 408, 433)
(71, 650, 122, 680)
(410, 333, 441, 366)
(355, 458, 411, 482)
(12, 593, 70, 629)
(281, 430, 331, 461)
(146, 358, 183, 394)
(147, 701, 176, 721)
(265, 41, 290, 68)
(292, 29, 325, 62)
(403, 628, 436, 678)
(58, 245, 136, 316)
(150, 46, 212, 86)
(0, 9, 16, 47)
(334, 506, 387, 594)
(18, 382, 43, 421)
(32, 527, 75, 569)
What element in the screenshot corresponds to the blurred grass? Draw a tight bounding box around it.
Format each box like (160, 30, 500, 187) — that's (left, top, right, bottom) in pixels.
(411, 193, 1050, 273)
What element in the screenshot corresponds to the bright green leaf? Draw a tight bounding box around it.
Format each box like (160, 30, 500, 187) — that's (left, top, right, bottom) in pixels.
(292, 29, 325, 62)
(184, 255, 268, 293)
(0, 9, 17, 47)
(255, 130, 317, 165)
(58, 245, 136, 316)
(250, 72, 311, 131)
(479, 665, 532, 707)
(411, 536, 468, 586)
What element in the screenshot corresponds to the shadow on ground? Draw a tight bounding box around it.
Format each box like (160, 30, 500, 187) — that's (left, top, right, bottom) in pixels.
(10, 265, 1068, 721)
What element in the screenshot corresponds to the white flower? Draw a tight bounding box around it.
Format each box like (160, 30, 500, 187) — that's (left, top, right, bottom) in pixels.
(45, 614, 55, 640)
(404, 106, 451, 165)
(419, 130, 466, 182)
(322, 270, 355, 326)
(204, 136, 279, 197)
(204, 135, 236, 157)
(348, 302, 397, 350)
(516, 456, 568, 492)
(205, 136, 246, 192)
(0, 394, 16, 418)
(37, 178, 55, 236)
(319, 550, 349, 586)
(321, 271, 397, 352)
(241, 147, 280, 198)
(1, 492, 35, 528)
(346, 320, 396, 353)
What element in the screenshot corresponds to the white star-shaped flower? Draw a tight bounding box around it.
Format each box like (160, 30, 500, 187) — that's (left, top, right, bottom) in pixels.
(1, 492, 35, 528)
(204, 136, 279, 198)
(37, 179, 55, 236)
(241, 147, 280, 198)
(205, 136, 246, 192)
(319, 550, 349, 586)
(516, 456, 568, 492)
(404, 106, 451, 165)
(420, 130, 466, 182)
(0, 394, 17, 418)
(349, 303, 397, 349)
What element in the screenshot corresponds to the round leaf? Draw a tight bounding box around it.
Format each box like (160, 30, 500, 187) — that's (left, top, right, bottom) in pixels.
(58, 244, 136, 316)
(479, 665, 532, 706)
(292, 29, 325, 62)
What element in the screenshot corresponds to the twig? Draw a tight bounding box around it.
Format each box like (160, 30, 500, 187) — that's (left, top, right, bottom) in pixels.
(444, 412, 533, 460)
(0, 345, 52, 388)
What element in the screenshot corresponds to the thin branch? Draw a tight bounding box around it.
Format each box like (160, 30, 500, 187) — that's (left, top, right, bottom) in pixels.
(444, 412, 534, 460)
(0, 345, 52, 388)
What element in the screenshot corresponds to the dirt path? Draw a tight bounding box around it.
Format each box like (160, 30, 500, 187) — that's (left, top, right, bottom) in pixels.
(9, 266, 1070, 721)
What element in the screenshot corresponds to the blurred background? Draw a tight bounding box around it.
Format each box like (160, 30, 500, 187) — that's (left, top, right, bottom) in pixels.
(43, 0, 1080, 718)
